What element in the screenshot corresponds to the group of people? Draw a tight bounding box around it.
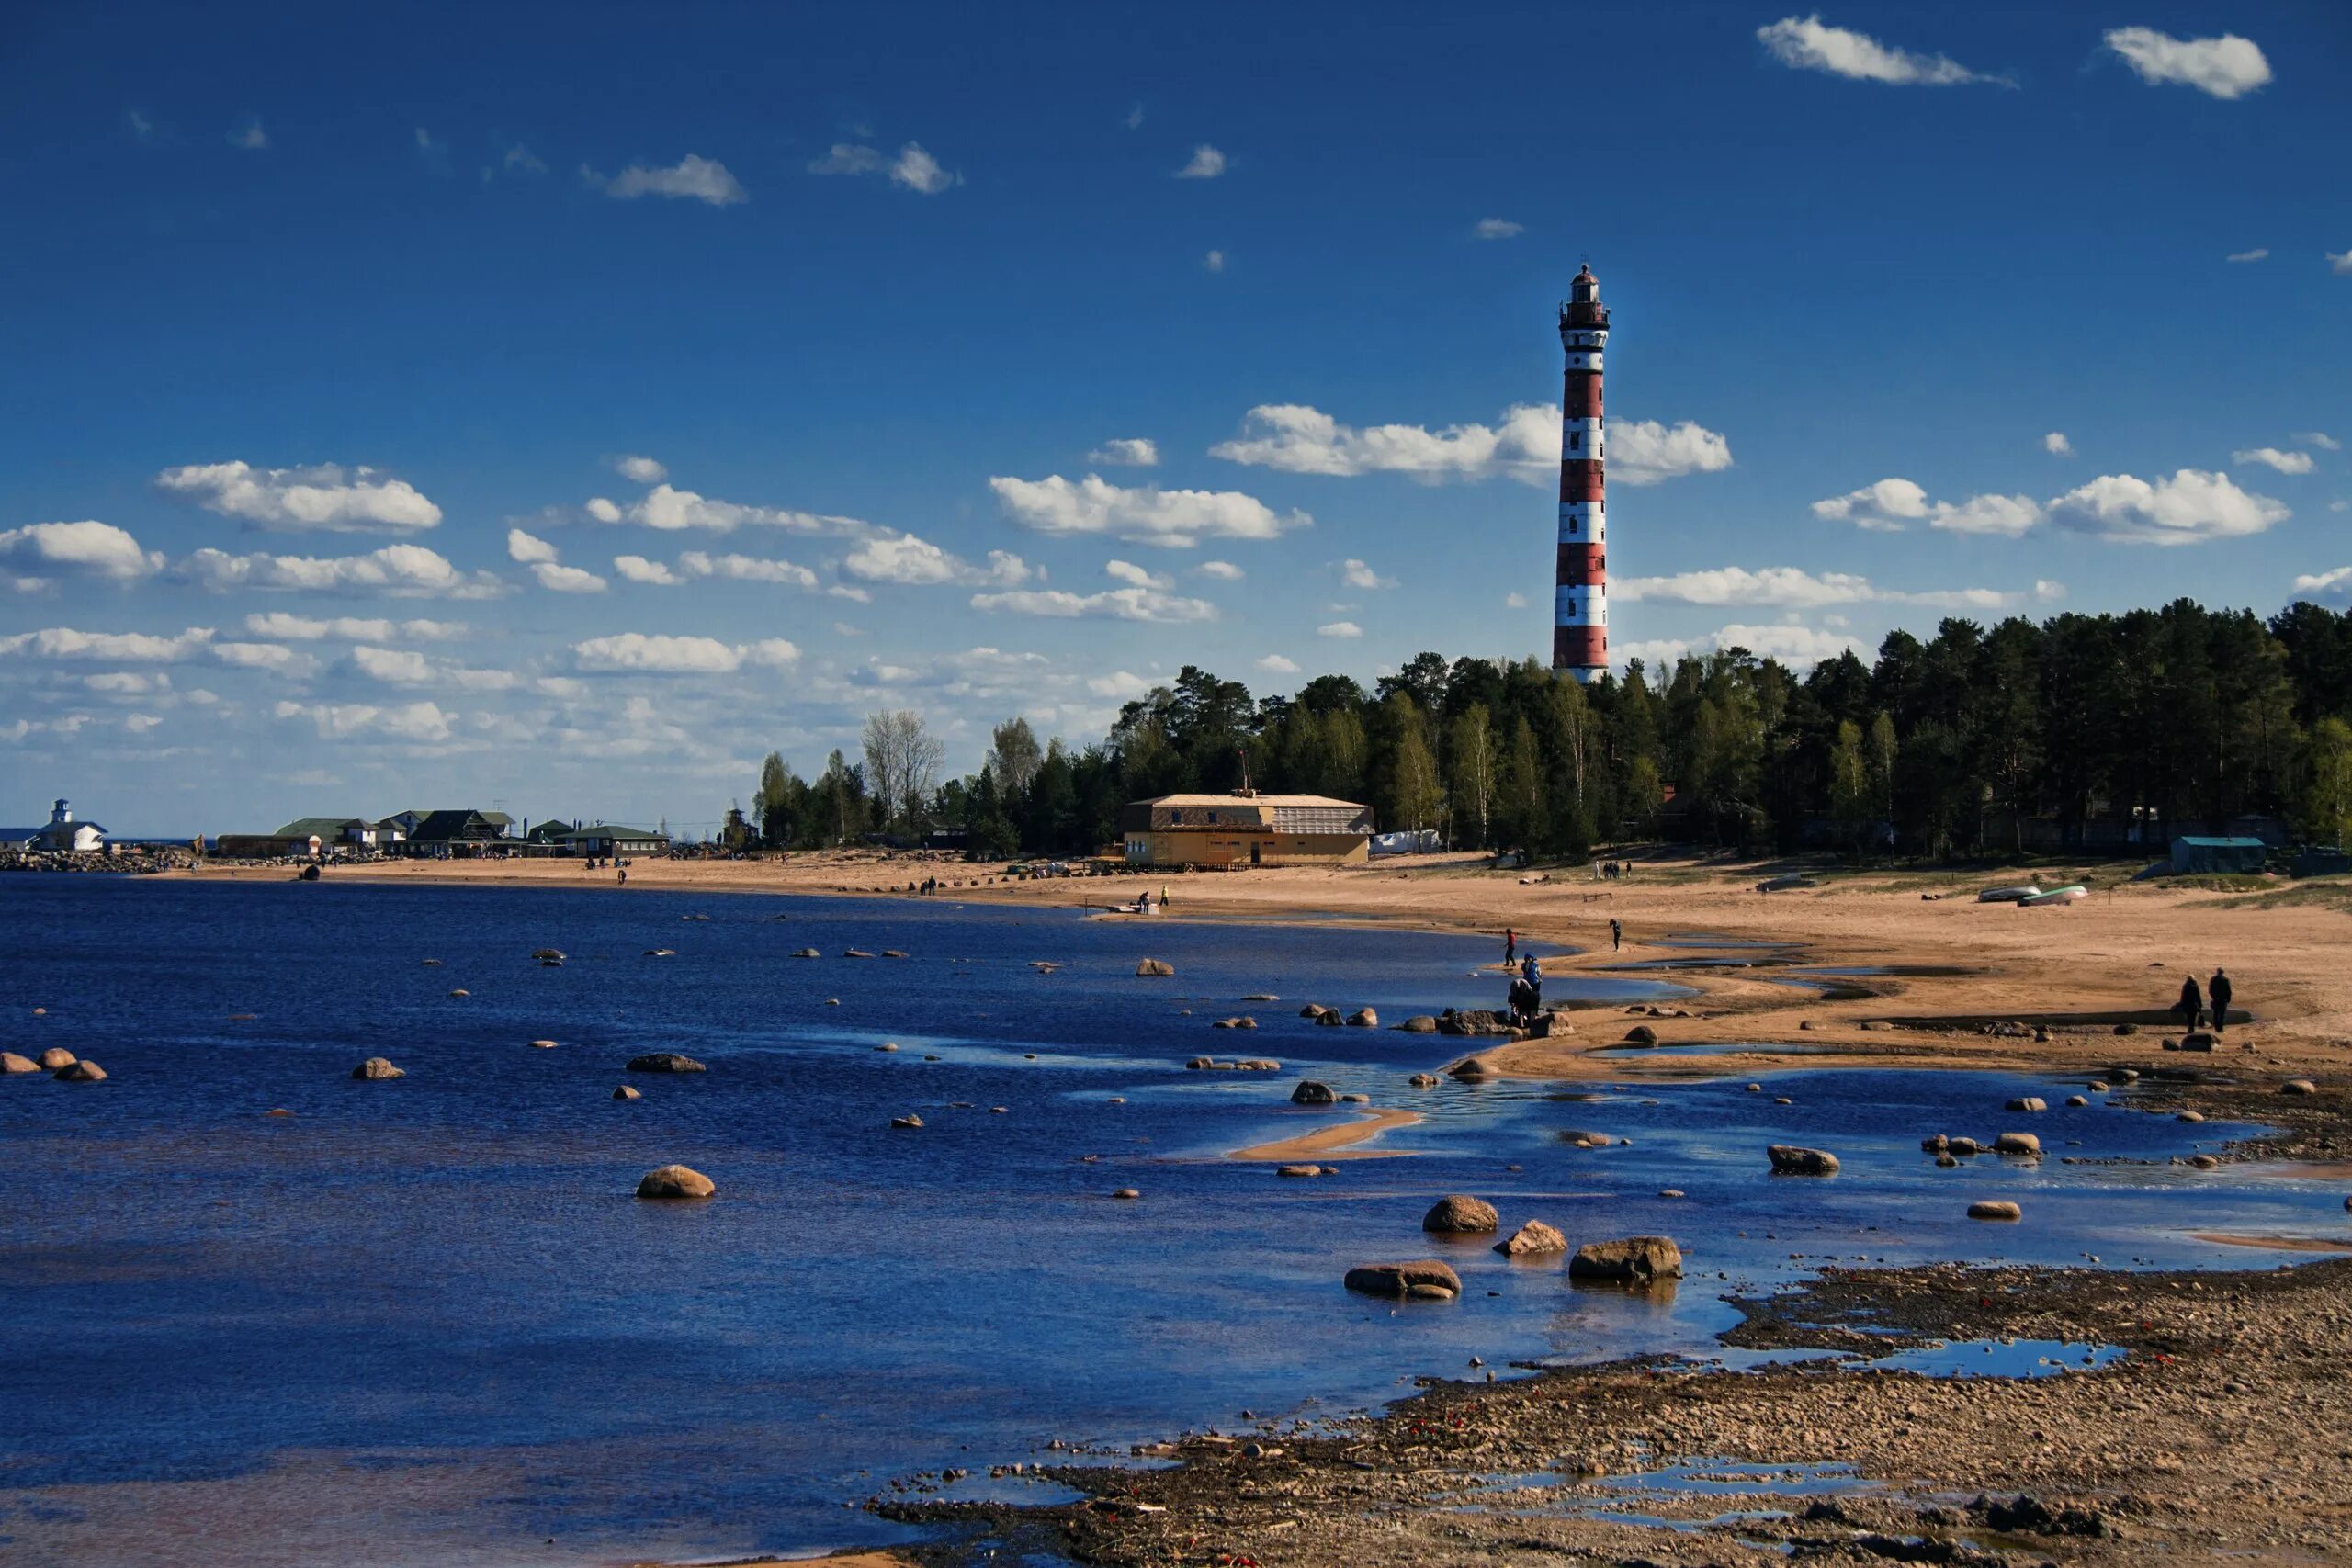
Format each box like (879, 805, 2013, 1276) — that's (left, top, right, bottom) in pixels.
(1594, 860, 1636, 881)
(2175, 967, 2234, 1034)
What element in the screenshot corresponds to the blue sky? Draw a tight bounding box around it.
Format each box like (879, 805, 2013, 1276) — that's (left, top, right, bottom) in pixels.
(2, 2, 2346, 834)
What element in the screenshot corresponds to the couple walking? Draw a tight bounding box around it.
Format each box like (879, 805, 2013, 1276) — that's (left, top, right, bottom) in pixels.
(2175, 967, 2233, 1034)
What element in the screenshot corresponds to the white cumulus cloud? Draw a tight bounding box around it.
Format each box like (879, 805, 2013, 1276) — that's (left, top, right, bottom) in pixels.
(0, 626, 216, 662)
(1087, 438, 1160, 468)
(506, 527, 560, 564)
(2292, 567, 2351, 600)
(2295, 432, 2340, 451)
(1317, 621, 1362, 639)
(531, 562, 608, 593)
(276, 700, 456, 743)
(891, 142, 956, 194)
(843, 531, 1032, 586)
(1104, 558, 1171, 590)
(1340, 558, 1395, 590)
(2051, 469, 2289, 545)
(989, 473, 1307, 548)
(244, 613, 465, 641)
(2227, 248, 2269, 264)
(614, 455, 668, 483)
(594, 153, 746, 205)
(178, 544, 501, 597)
(1757, 15, 1998, 86)
(1209, 403, 1731, 488)
(678, 550, 820, 588)
(2043, 432, 2072, 456)
(156, 461, 442, 533)
(1198, 559, 1245, 581)
(1256, 654, 1300, 674)
(571, 633, 797, 674)
(1175, 144, 1227, 179)
(2104, 27, 2270, 99)
(1204, 249, 1226, 274)
(971, 585, 1217, 624)
(591, 482, 856, 535)
(614, 555, 684, 586)
(2234, 446, 2316, 475)
(1812, 478, 2042, 536)
(0, 521, 164, 584)
(1616, 565, 2031, 612)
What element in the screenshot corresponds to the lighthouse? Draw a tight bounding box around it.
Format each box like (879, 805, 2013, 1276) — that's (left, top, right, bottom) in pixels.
(1553, 264, 1608, 683)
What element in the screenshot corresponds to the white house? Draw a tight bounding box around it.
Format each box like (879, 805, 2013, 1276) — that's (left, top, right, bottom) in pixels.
(1, 800, 108, 853)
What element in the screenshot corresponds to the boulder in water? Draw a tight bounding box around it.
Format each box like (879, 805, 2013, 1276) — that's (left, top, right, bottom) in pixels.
(1567, 1235, 1683, 1284)
(1921, 1134, 1950, 1153)
(1135, 958, 1175, 977)
(1421, 1194, 1499, 1233)
(627, 1053, 707, 1074)
(53, 1059, 107, 1082)
(890, 1113, 923, 1130)
(352, 1057, 405, 1080)
(1342, 1260, 1461, 1300)
(1408, 1073, 1441, 1088)
(636, 1165, 715, 1200)
(1290, 1080, 1337, 1105)
(529, 1039, 559, 1050)
(1400, 1016, 1439, 1034)
(1276, 1164, 1326, 1178)
(1448, 1055, 1498, 1080)
(2006, 1096, 2047, 1112)
(1496, 1219, 1567, 1257)
(1111, 1188, 1141, 1201)
(1967, 1201, 2021, 1221)
(1346, 1008, 1378, 1029)
(794, 949, 821, 958)
(1767, 1145, 1840, 1176)
(0, 1052, 39, 1075)
(613, 1086, 642, 1100)
(531, 948, 565, 962)
(38, 1047, 76, 1071)
(1994, 1132, 2041, 1156)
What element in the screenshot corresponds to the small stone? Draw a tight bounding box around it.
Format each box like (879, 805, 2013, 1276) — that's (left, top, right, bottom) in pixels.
(1111, 1188, 1141, 1201)
(891, 1113, 923, 1129)
(53, 1059, 107, 1082)
(1408, 1073, 1441, 1088)
(636, 1164, 715, 1200)
(613, 1086, 642, 1100)
(876, 1043, 899, 1052)
(1967, 1201, 2021, 1221)
(351, 1057, 404, 1080)
(1135, 958, 1175, 977)
(2177, 1110, 2206, 1123)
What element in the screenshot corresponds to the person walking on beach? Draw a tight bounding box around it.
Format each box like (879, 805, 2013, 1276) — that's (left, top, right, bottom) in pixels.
(2176, 973, 2204, 1034)
(1610, 918, 1623, 952)
(2210, 967, 2233, 1034)
(1503, 927, 1517, 964)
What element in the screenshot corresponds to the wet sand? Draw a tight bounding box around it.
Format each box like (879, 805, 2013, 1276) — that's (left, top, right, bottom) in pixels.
(1224, 1105, 1421, 1163)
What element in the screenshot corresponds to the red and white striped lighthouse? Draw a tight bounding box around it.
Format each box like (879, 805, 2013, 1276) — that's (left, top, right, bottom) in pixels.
(1553, 264, 1609, 683)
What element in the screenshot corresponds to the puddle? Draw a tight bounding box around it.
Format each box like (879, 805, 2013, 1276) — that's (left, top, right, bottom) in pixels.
(1874, 1338, 2123, 1378)
(1598, 1458, 1874, 1498)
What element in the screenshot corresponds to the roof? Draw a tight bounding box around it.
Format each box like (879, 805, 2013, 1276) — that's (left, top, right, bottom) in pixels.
(0, 827, 47, 842)
(409, 808, 509, 841)
(2174, 836, 2267, 849)
(1131, 793, 1366, 810)
(560, 824, 665, 840)
(276, 818, 363, 837)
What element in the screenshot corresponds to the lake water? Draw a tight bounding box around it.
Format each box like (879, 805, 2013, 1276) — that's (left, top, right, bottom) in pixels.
(1, 878, 2342, 1567)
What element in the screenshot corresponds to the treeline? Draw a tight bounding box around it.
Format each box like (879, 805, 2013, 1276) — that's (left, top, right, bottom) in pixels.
(740, 599, 2352, 862)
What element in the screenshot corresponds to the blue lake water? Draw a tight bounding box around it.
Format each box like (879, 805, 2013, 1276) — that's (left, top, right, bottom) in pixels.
(1, 877, 2345, 1567)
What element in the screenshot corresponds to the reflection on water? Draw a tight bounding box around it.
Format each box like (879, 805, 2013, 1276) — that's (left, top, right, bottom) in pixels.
(0, 879, 2339, 1566)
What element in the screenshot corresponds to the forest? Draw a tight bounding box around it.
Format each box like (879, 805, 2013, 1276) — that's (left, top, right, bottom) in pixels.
(742, 599, 2352, 863)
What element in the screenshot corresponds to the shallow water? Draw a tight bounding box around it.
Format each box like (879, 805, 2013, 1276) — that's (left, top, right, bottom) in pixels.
(0, 878, 2342, 1567)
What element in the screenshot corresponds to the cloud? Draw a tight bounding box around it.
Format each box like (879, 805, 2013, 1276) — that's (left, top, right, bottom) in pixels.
(1472, 218, 1524, 240)
(592, 482, 857, 535)
(501, 143, 548, 176)
(506, 527, 560, 564)
(2103, 28, 2271, 99)
(244, 612, 466, 642)
(1256, 654, 1300, 674)
(1812, 478, 2042, 536)
(971, 584, 1218, 624)
(531, 562, 608, 593)
(1175, 144, 1227, 179)
(1204, 249, 1226, 273)
(677, 550, 820, 588)
(227, 116, 268, 151)
(1704, 623, 1869, 668)
(2295, 432, 2341, 451)
(1198, 559, 1245, 581)
(1317, 620, 1362, 639)
(1087, 437, 1160, 468)
(989, 473, 1307, 548)
(1756, 15, 1997, 86)
(0, 626, 215, 662)
(1616, 564, 2032, 612)
(1088, 671, 1153, 699)
(2042, 432, 2072, 456)
(1104, 558, 1171, 590)
(843, 531, 1032, 586)
(828, 584, 873, 603)
(2227, 248, 2269, 264)
(614, 555, 684, 586)
(891, 142, 956, 194)
(276, 699, 455, 743)
(347, 646, 515, 691)
(1340, 558, 1395, 590)
(2233, 446, 2316, 476)
(212, 641, 317, 676)
(2050, 468, 2289, 545)
(178, 544, 501, 597)
(2333, 251, 2352, 277)
(615, 455, 668, 483)
(0, 521, 164, 584)
(156, 460, 442, 533)
(571, 633, 798, 673)
(1125, 103, 1145, 130)
(1504, 592, 1527, 609)
(123, 714, 163, 734)
(808, 144, 885, 175)
(2293, 567, 2352, 600)
(1210, 402, 1731, 488)
(594, 153, 746, 205)
(807, 141, 957, 193)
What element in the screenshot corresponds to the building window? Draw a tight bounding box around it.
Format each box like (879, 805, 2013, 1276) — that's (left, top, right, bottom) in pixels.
(1567, 433, 1580, 449)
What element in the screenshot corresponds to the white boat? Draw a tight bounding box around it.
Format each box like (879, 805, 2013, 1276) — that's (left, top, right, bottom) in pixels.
(2018, 884, 2087, 907)
(1978, 885, 2041, 903)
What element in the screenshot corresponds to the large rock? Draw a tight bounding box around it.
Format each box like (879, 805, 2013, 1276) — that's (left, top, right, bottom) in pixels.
(1421, 1194, 1499, 1233)
(38, 1047, 75, 1071)
(1290, 1079, 1337, 1105)
(1623, 1024, 1659, 1046)
(1448, 1055, 1499, 1080)
(2006, 1097, 2048, 1112)
(1342, 1260, 1462, 1300)
(1135, 958, 1175, 977)
(2180, 1032, 2217, 1053)
(351, 1057, 405, 1080)
(1276, 1164, 1326, 1179)
(53, 1059, 107, 1082)
(1299, 1003, 1337, 1022)
(1408, 1072, 1441, 1088)
(1767, 1145, 1840, 1176)
(636, 1164, 715, 1200)
(1437, 1009, 1515, 1037)
(0, 1052, 39, 1074)
(627, 1053, 707, 1074)
(1400, 1016, 1439, 1034)
(1567, 1235, 1684, 1284)
(1496, 1219, 1568, 1257)
(1346, 1008, 1378, 1029)
(1994, 1132, 2041, 1156)
(1967, 1200, 2022, 1221)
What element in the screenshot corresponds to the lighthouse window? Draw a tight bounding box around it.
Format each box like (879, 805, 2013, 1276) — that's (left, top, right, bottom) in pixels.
(1567, 515, 1579, 534)
(1567, 432, 1580, 449)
